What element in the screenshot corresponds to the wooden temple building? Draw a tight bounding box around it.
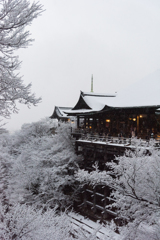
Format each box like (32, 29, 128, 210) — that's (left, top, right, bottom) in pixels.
(51, 76, 160, 221)
(65, 90, 160, 140)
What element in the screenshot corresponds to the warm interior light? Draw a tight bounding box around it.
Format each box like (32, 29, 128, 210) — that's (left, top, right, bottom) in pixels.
(106, 119, 110, 122)
(89, 126, 92, 129)
(140, 115, 143, 118)
(133, 118, 136, 121)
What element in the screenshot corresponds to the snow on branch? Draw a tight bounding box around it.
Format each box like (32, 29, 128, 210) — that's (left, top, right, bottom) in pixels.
(0, 0, 44, 118)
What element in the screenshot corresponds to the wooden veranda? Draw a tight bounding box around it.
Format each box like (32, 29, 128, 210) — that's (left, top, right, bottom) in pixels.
(75, 107, 160, 140)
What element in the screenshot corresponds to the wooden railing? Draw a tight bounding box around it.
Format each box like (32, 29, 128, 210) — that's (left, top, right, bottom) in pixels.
(71, 128, 160, 147)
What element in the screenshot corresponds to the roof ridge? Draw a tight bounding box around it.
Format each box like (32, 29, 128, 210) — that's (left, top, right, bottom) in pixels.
(81, 91, 116, 97)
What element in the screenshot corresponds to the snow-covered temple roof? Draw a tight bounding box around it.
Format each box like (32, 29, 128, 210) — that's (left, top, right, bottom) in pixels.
(65, 70, 160, 116)
(50, 106, 72, 119)
(65, 91, 116, 115)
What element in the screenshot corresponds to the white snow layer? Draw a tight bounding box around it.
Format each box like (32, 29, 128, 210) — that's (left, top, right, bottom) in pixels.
(66, 69, 160, 114)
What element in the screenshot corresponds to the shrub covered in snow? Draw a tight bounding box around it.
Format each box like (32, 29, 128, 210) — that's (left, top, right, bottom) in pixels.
(0, 203, 98, 240)
(7, 119, 81, 209)
(0, 119, 81, 210)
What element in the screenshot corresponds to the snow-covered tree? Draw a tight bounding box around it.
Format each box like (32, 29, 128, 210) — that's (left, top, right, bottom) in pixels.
(0, 203, 91, 240)
(0, 0, 43, 118)
(76, 140, 160, 239)
(6, 120, 81, 209)
(0, 119, 121, 239)
(0, 202, 120, 240)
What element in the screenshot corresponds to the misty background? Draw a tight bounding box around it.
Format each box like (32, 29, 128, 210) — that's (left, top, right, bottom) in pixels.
(5, 0, 160, 132)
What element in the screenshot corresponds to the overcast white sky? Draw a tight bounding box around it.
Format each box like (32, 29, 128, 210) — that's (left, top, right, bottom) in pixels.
(5, 0, 160, 132)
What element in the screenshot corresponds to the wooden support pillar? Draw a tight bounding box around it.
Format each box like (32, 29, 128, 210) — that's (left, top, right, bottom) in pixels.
(77, 116, 80, 128)
(103, 186, 108, 219)
(116, 117, 119, 135)
(92, 186, 96, 214)
(93, 117, 96, 130)
(93, 145, 96, 161)
(137, 115, 140, 135)
(104, 147, 108, 165)
(88, 118, 90, 129)
(84, 117, 86, 128)
(83, 185, 87, 208)
(110, 117, 112, 134)
(103, 118, 105, 129)
(75, 141, 78, 153)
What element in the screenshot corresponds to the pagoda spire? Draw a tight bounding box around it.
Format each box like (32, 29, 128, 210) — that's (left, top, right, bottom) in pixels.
(91, 74, 93, 92)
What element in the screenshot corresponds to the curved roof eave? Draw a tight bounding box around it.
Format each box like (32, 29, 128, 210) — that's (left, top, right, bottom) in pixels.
(65, 104, 160, 116)
(72, 91, 92, 110)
